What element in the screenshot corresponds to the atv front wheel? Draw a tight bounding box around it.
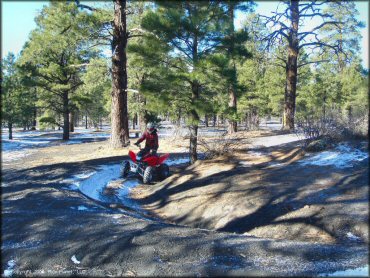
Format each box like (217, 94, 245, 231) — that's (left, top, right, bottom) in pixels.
(121, 161, 130, 178)
(143, 166, 154, 184)
(159, 163, 170, 180)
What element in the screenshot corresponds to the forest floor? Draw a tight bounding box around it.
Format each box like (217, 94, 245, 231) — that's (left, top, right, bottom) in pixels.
(1, 124, 369, 276)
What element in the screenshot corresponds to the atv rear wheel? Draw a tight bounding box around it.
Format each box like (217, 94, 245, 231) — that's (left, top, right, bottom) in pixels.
(159, 163, 170, 180)
(121, 161, 130, 178)
(143, 166, 154, 184)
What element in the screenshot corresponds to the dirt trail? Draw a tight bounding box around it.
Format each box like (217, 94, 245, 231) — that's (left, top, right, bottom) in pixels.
(131, 132, 369, 244)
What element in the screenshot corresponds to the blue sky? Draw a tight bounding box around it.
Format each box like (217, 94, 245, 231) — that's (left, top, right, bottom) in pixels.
(1, 1, 369, 68)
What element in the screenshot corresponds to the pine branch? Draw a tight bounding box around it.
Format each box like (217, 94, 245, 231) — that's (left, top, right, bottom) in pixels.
(298, 21, 342, 40)
(297, 59, 330, 68)
(74, 0, 97, 11)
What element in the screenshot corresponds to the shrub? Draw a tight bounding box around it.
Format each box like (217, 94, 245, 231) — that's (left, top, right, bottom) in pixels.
(198, 132, 240, 159)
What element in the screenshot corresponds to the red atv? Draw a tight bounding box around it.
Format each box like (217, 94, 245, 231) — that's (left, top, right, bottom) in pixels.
(121, 144, 170, 184)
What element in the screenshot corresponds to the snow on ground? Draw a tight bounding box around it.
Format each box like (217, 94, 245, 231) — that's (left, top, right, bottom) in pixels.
(70, 205, 96, 211)
(259, 120, 283, 131)
(60, 171, 96, 191)
(3, 260, 16, 277)
(2, 150, 35, 164)
(346, 232, 362, 241)
(299, 143, 368, 168)
(1, 127, 110, 162)
(166, 157, 190, 165)
(60, 157, 192, 213)
(71, 255, 81, 264)
(318, 265, 369, 277)
(1, 127, 110, 151)
(249, 133, 301, 148)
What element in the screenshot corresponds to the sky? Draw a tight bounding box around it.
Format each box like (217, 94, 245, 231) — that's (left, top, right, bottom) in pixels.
(1, 1, 369, 69)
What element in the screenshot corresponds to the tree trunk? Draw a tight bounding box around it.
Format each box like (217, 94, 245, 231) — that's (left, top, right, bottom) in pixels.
(213, 114, 216, 127)
(177, 108, 181, 126)
(189, 80, 200, 164)
(227, 5, 237, 134)
(32, 106, 37, 130)
(63, 92, 69, 140)
(347, 105, 352, 126)
(110, 0, 130, 148)
(283, 0, 299, 130)
(85, 113, 88, 129)
(228, 84, 237, 134)
(133, 113, 138, 129)
(8, 121, 13, 140)
(205, 114, 209, 127)
(69, 112, 74, 132)
(74, 111, 78, 127)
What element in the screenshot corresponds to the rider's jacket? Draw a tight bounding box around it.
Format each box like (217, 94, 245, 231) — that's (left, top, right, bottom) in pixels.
(136, 129, 159, 150)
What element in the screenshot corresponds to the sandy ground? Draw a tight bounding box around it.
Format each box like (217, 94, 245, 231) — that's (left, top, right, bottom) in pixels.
(2, 128, 369, 276)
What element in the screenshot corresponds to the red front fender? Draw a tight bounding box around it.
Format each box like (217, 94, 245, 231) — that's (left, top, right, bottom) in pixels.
(129, 150, 136, 163)
(158, 153, 169, 164)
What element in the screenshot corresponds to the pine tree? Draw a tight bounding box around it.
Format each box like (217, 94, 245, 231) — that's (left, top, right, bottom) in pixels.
(20, 2, 94, 140)
(140, 1, 227, 163)
(210, 1, 254, 134)
(1, 53, 36, 138)
(260, 1, 347, 130)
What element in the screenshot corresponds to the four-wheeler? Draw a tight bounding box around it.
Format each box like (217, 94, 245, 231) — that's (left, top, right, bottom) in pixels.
(121, 144, 170, 184)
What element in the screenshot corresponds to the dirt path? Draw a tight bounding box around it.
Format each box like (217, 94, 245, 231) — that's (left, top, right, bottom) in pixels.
(131, 135, 368, 245)
(2, 132, 368, 276)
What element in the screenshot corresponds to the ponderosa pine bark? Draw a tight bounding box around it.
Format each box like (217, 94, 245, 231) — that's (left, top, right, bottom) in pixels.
(110, 0, 130, 148)
(189, 80, 200, 164)
(227, 5, 238, 134)
(63, 91, 70, 140)
(283, 0, 299, 130)
(8, 121, 13, 140)
(228, 82, 238, 133)
(69, 112, 74, 132)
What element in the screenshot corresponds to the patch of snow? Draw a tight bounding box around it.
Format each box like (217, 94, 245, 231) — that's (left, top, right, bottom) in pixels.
(71, 255, 80, 264)
(166, 157, 190, 165)
(346, 232, 361, 241)
(318, 265, 369, 277)
(60, 171, 97, 191)
(77, 205, 89, 211)
(78, 164, 122, 201)
(3, 260, 16, 277)
(1, 128, 109, 153)
(248, 151, 264, 156)
(250, 134, 300, 148)
(75, 172, 96, 179)
(64, 140, 84, 145)
(239, 161, 250, 167)
(299, 144, 368, 168)
(2, 150, 33, 163)
(267, 162, 286, 168)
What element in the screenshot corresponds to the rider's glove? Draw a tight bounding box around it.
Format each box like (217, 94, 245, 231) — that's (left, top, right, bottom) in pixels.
(151, 149, 157, 155)
(134, 142, 139, 146)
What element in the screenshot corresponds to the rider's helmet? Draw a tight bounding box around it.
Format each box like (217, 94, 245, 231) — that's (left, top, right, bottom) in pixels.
(147, 122, 155, 134)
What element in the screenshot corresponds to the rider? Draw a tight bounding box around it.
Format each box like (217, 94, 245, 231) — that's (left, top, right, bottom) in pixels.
(134, 122, 159, 159)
